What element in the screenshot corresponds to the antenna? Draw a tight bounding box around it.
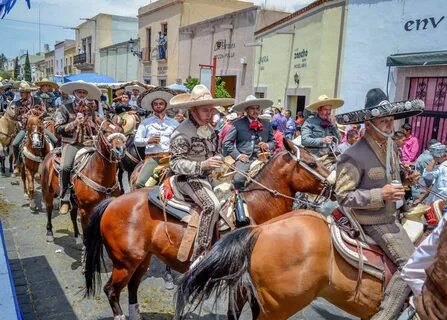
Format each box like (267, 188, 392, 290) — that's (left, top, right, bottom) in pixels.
(38, 4, 41, 53)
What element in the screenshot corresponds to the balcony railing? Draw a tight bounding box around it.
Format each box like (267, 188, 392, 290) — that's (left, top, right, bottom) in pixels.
(73, 53, 86, 64)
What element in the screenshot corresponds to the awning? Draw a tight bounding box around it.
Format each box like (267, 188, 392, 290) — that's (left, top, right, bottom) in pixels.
(63, 73, 116, 83)
(387, 51, 447, 67)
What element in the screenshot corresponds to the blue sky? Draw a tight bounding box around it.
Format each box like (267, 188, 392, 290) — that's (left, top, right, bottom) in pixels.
(0, 0, 312, 59)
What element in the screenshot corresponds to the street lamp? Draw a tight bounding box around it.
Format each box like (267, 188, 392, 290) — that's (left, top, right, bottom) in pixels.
(128, 38, 143, 60)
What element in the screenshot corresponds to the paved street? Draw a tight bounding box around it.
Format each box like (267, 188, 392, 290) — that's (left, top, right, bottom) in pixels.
(0, 172, 357, 320)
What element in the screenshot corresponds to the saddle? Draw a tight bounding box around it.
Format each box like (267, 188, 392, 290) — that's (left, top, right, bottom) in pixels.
(51, 145, 96, 174)
(329, 201, 444, 288)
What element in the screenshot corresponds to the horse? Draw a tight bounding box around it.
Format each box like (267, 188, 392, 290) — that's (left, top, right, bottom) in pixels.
(117, 133, 145, 192)
(0, 104, 18, 175)
(21, 114, 52, 211)
(40, 119, 127, 243)
(173, 205, 444, 320)
(83, 139, 334, 320)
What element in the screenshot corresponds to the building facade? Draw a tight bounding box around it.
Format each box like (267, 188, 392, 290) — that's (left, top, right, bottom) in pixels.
(253, 0, 345, 116)
(54, 41, 65, 82)
(178, 6, 288, 101)
(74, 14, 138, 74)
(99, 40, 139, 82)
(339, 0, 447, 151)
(64, 40, 76, 76)
(45, 50, 55, 81)
(137, 0, 254, 85)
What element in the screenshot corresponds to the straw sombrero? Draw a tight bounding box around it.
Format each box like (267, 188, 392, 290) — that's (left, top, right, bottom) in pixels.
(35, 78, 59, 90)
(60, 81, 101, 100)
(125, 84, 145, 94)
(305, 95, 344, 113)
(17, 80, 32, 92)
(120, 113, 138, 135)
(139, 87, 178, 112)
(336, 88, 424, 125)
(169, 84, 234, 109)
(231, 95, 273, 113)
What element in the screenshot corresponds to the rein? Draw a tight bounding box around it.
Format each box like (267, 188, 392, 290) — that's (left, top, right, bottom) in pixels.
(93, 121, 127, 164)
(75, 170, 119, 197)
(225, 148, 332, 208)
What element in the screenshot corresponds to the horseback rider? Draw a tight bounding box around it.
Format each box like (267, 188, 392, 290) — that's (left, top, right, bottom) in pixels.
(334, 88, 424, 320)
(0, 81, 13, 113)
(301, 95, 343, 158)
(12, 81, 58, 175)
(222, 95, 275, 190)
(54, 81, 101, 215)
(34, 78, 58, 112)
(125, 84, 145, 108)
(134, 87, 178, 189)
(113, 91, 147, 116)
(168, 84, 234, 266)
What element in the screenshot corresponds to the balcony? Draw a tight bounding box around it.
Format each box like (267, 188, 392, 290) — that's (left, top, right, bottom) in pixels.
(73, 53, 86, 64)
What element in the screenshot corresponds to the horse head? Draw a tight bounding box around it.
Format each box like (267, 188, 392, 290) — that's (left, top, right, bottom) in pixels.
(97, 120, 127, 162)
(282, 138, 333, 201)
(26, 115, 45, 149)
(4, 104, 16, 120)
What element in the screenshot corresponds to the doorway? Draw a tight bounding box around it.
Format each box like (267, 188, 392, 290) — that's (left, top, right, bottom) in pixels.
(220, 75, 236, 98)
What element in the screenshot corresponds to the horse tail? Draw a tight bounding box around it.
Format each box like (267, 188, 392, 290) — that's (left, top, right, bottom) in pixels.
(175, 226, 261, 319)
(84, 197, 114, 297)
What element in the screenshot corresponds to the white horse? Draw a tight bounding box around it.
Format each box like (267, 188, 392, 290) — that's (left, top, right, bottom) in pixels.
(0, 103, 18, 175)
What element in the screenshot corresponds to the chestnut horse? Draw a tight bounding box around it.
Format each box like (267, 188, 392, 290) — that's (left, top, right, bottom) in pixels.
(21, 114, 52, 211)
(84, 140, 333, 320)
(175, 208, 439, 320)
(40, 119, 126, 243)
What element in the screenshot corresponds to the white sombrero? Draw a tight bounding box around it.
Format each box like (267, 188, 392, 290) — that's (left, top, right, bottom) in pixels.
(125, 84, 145, 94)
(231, 95, 273, 113)
(16, 80, 32, 92)
(35, 78, 59, 90)
(139, 87, 178, 112)
(60, 81, 101, 100)
(306, 95, 344, 113)
(169, 84, 234, 109)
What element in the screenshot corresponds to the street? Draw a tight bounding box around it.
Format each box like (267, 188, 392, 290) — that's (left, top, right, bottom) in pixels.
(0, 172, 357, 320)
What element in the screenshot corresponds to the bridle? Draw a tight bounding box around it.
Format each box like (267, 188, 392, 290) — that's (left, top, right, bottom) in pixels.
(94, 120, 127, 163)
(231, 147, 333, 208)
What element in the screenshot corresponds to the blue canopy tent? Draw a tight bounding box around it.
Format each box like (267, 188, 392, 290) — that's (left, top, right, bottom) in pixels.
(63, 73, 116, 84)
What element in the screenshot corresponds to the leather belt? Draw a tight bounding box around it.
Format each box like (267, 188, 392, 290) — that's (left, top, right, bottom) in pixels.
(145, 152, 170, 159)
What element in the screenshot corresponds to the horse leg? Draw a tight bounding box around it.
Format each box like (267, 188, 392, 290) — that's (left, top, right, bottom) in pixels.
(21, 167, 28, 199)
(26, 170, 36, 211)
(70, 206, 80, 239)
(164, 266, 175, 290)
(104, 265, 134, 320)
(0, 156, 5, 176)
(128, 254, 153, 320)
(45, 193, 54, 242)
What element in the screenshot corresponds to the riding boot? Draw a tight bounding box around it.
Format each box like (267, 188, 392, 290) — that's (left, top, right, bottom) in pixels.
(371, 272, 412, 320)
(12, 144, 20, 175)
(59, 168, 71, 215)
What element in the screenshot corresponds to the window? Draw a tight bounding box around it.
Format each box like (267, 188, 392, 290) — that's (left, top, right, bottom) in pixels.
(146, 28, 152, 48)
(161, 23, 167, 35)
(159, 79, 166, 87)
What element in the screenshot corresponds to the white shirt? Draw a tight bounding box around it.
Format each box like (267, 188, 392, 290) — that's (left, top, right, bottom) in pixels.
(422, 160, 447, 203)
(134, 115, 178, 155)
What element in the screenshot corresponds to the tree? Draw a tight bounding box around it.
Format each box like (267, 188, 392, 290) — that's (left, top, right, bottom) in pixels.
(13, 56, 19, 80)
(0, 70, 12, 80)
(184, 75, 231, 99)
(24, 51, 31, 81)
(0, 53, 7, 70)
(184, 76, 199, 92)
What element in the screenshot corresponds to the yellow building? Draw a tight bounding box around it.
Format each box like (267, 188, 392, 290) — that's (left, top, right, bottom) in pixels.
(64, 41, 76, 75)
(253, 0, 345, 116)
(44, 50, 55, 81)
(137, 0, 254, 85)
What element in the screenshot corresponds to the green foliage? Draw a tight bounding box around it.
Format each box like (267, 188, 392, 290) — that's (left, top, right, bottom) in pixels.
(24, 51, 31, 82)
(13, 57, 19, 79)
(0, 70, 13, 80)
(184, 76, 199, 92)
(184, 75, 231, 99)
(214, 76, 231, 98)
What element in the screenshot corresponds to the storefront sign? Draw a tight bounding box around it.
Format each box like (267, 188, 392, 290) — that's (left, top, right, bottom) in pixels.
(214, 39, 236, 51)
(258, 56, 269, 71)
(294, 48, 308, 69)
(404, 16, 444, 31)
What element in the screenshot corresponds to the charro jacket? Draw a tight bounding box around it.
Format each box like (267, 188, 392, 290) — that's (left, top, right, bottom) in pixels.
(335, 134, 401, 225)
(222, 116, 275, 159)
(54, 102, 95, 145)
(301, 114, 341, 156)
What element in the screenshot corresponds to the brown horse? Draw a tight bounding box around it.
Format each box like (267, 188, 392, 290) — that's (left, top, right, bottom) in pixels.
(0, 104, 18, 175)
(174, 207, 442, 320)
(21, 114, 52, 211)
(84, 140, 333, 320)
(40, 119, 126, 243)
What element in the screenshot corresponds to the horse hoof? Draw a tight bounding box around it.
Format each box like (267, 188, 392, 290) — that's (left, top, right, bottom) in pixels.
(23, 193, 28, 199)
(164, 280, 175, 290)
(46, 235, 54, 242)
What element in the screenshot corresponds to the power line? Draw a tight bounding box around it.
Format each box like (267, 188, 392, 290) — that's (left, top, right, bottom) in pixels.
(3, 18, 72, 28)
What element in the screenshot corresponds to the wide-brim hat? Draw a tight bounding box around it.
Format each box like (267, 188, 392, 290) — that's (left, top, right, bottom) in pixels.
(169, 84, 234, 109)
(231, 95, 273, 113)
(305, 95, 344, 112)
(139, 87, 178, 112)
(0, 82, 12, 90)
(125, 84, 145, 94)
(16, 80, 33, 92)
(336, 88, 424, 125)
(226, 112, 238, 121)
(60, 81, 101, 100)
(35, 78, 59, 90)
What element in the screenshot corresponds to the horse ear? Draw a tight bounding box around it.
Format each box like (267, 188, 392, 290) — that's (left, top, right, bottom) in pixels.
(283, 138, 296, 156)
